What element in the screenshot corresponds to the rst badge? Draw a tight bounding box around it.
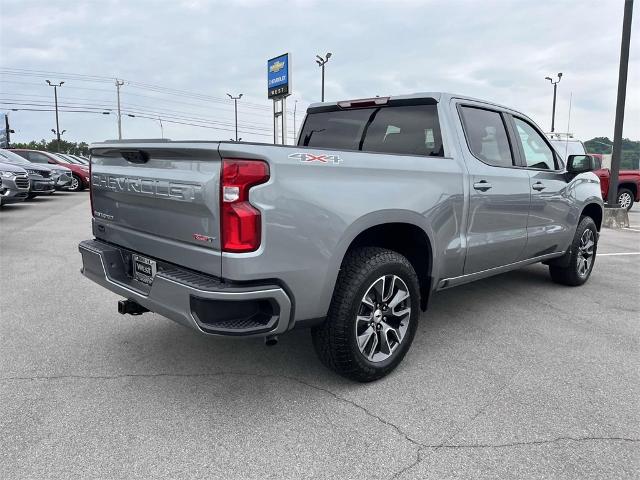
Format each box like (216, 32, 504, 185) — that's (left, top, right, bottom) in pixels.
(289, 153, 342, 165)
(193, 233, 215, 244)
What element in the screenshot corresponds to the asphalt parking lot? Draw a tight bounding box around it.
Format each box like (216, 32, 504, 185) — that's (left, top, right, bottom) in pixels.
(1, 194, 638, 479)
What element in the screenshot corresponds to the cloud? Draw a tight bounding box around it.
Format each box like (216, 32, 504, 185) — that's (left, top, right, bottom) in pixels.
(0, 0, 637, 143)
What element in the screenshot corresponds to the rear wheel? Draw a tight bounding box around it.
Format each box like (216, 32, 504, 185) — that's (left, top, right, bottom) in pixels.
(549, 216, 598, 286)
(68, 174, 84, 192)
(311, 247, 420, 382)
(617, 189, 634, 211)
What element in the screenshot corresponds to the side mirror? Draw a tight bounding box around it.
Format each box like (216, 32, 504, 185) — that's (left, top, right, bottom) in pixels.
(48, 159, 56, 164)
(567, 154, 596, 174)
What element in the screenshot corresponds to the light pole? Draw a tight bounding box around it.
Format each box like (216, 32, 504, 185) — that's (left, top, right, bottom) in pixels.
(227, 93, 243, 141)
(315, 52, 332, 102)
(608, 0, 633, 207)
(544, 73, 562, 132)
(115, 79, 125, 139)
(45, 80, 64, 151)
(51, 128, 66, 148)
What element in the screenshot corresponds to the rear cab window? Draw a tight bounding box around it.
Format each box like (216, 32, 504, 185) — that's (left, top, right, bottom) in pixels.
(298, 100, 444, 157)
(458, 106, 514, 168)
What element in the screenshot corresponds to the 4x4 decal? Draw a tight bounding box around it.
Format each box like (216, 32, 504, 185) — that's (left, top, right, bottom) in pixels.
(288, 153, 342, 165)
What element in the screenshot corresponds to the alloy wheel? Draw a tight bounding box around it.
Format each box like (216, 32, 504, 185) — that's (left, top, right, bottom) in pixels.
(618, 192, 632, 210)
(577, 229, 595, 277)
(70, 177, 79, 191)
(356, 274, 411, 362)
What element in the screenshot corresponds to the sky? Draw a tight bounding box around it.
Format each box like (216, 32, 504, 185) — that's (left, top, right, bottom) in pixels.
(0, 0, 638, 145)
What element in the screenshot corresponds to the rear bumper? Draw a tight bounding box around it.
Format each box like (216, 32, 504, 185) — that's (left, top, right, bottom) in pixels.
(78, 239, 293, 337)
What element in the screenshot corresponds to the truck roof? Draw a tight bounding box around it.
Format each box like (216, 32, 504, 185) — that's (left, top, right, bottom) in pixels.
(307, 92, 515, 112)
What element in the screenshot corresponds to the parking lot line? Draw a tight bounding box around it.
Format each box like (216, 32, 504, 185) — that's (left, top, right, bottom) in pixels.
(598, 252, 640, 256)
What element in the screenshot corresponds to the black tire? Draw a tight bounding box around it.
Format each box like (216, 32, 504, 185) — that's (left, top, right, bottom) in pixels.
(26, 193, 36, 200)
(68, 174, 84, 192)
(549, 216, 598, 286)
(311, 247, 420, 382)
(617, 188, 634, 211)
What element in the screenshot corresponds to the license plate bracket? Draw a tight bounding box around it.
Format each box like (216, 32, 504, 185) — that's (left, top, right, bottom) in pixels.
(132, 254, 157, 285)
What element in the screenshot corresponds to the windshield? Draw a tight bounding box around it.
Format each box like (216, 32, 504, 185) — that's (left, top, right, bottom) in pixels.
(51, 153, 76, 164)
(549, 140, 586, 160)
(71, 155, 89, 165)
(298, 103, 444, 157)
(0, 149, 31, 165)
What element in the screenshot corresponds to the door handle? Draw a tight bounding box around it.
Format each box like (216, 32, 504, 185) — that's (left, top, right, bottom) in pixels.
(473, 180, 492, 192)
(532, 182, 546, 191)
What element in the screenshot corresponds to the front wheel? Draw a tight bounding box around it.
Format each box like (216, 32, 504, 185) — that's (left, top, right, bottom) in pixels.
(617, 189, 634, 211)
(549, 216, 598, 286)
(68, 174, 84, 192)
(311, 247, 420, 382)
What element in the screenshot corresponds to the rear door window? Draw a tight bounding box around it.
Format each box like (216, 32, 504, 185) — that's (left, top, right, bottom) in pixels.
(459, 106, 514, 167)
(298, 104, 444, 157)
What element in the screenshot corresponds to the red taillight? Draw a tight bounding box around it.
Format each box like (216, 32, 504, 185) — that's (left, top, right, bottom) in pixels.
(220, 159, 269, 253)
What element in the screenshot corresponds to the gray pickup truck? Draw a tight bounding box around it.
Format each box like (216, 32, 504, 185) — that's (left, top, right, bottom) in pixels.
(79, 92, 603, 381)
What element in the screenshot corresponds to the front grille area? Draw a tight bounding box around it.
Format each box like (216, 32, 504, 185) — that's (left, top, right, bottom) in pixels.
(32, 182, 53, 191)
(15, 176, 29, 189)
(40, 171, 51, 178)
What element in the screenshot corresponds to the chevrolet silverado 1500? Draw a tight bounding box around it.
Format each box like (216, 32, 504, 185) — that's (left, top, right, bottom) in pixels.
(79, 92, 604, 381)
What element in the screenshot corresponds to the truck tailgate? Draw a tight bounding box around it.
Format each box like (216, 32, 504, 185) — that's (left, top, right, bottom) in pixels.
(90, 142, 223, 277)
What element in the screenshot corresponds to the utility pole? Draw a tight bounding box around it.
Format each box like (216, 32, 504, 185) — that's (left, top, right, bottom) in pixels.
(544, 73, 562, 132)
(293, 99, 298, 141)
(115, 79, 124, 140)
(227, 93, 243, 141)
(46, 80, 64, 151)
(315, 53, 332, 102)
(608, 0, 633, 207)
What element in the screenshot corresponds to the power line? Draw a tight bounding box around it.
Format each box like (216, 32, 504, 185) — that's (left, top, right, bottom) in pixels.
(0, 100, 274, 132)
(0, 82, 297, 122)
(2, 100, 295, 138)
(0, 97, 279, 130)
(1, 67, 297, 113)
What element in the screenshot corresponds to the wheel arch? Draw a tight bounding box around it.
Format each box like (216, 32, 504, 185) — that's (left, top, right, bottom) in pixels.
(618, 182, 637, 197)
(581, 202, 603, 231)
(324, 211, 436, 312)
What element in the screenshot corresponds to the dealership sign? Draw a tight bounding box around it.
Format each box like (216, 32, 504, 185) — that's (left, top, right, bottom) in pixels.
(267, 53, 291, 99)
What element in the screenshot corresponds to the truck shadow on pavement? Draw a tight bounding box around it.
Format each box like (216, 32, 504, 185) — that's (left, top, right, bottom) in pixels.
(106, 264, 557, 387)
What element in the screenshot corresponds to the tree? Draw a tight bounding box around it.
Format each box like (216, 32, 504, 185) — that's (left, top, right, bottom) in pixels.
(584, 137, 639, 170)
(9, 139, 90, 156)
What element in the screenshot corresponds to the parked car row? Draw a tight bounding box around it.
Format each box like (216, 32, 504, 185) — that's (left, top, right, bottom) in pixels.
(0, 149, 90, 207)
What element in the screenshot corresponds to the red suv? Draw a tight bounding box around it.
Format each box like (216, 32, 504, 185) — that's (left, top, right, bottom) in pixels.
(9, 149, 90, 192)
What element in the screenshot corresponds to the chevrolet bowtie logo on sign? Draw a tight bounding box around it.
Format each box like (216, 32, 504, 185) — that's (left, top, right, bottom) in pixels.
(269, 61, 285, 73)
(268, 53, 290, 99)
(288, 153, 342, 165)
